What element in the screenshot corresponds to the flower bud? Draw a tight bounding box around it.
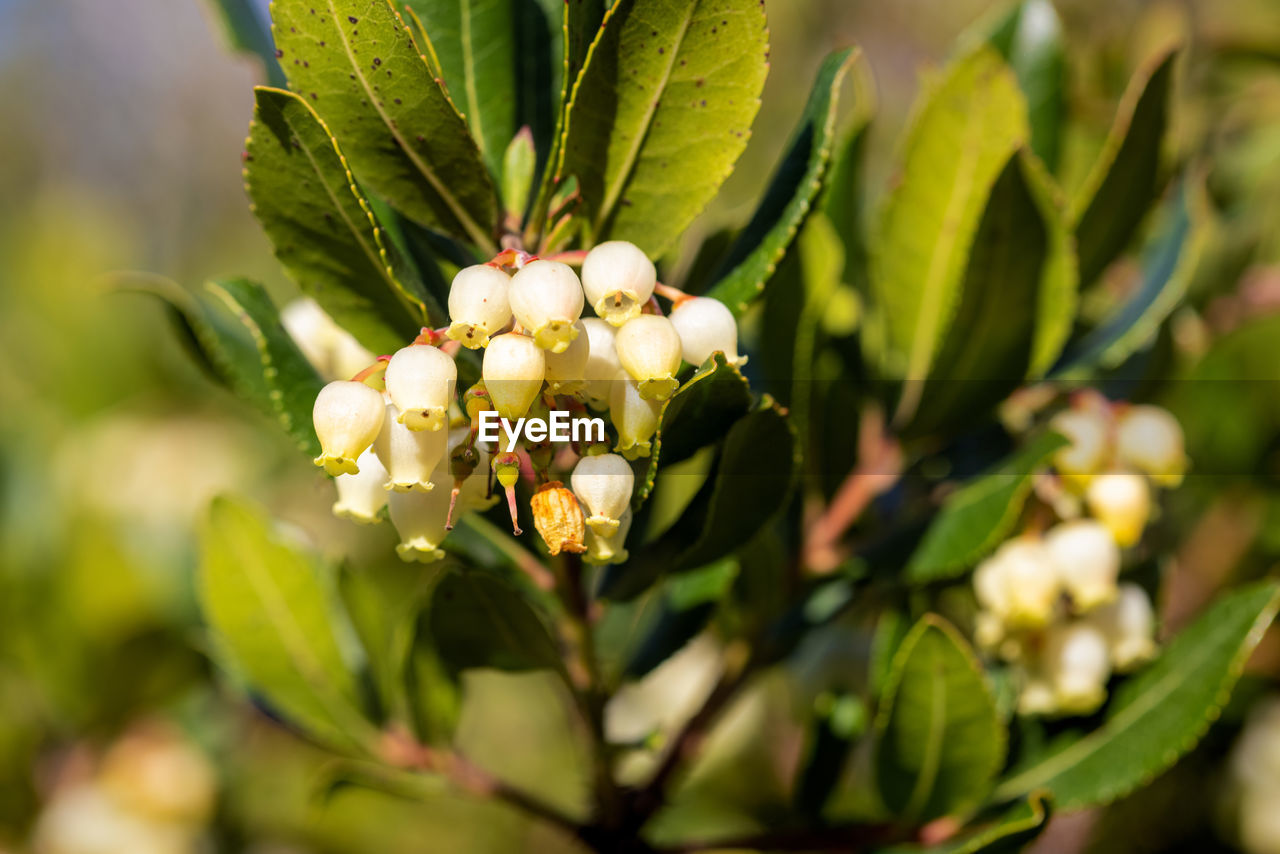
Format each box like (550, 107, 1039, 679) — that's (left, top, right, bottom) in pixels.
(615, 314, 682, 401)
(446, 264, 512, 348)
(1043, 621, 1111, 715)
(610, 375, 662, 459)
(585, 508, 632, 565)
(1017, 675, 1058, 717)
(1115, 405, 1186, 487)
(508, 260, 584, 353)
(1049, 405, 1112, 486)
(531, 481, 587, 555)
(1043, 520, 1120, 612)
(1086, 473, 1150, 547)
(668, 296, 746, 367)
(332, 447, 389, 523)
(1088, 582, 1157, 671)
(581, 318, 622, 408)
(384, 344, 457, 432)
(374, 404, 448, 492)
(570, 453, 634, 535)
(482, 333, 546, 420)
(313, 380, 386, 476)
(973, 539, 1060, 630)
(580, 240, 656, 327)
(388, 486, 451, 563)
(282, 297, 376, 381)
(544, 321, 590, 394)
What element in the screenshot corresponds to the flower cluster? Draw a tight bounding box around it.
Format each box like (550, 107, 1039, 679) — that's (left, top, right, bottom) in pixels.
(303, 241, 743, 565)
(1229, 697, 1280, 854)
(974, 393, 1187, 717)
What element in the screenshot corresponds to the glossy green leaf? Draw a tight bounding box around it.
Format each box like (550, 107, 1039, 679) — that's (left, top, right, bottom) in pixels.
(986, 0, 1066, 173)
(705, 47, 863, 315)
(426, 570, 564, 675)
(636, 351, 753, 504)
(885, 793, 1052, 854)
(1024, 155, 1079, 377)
(560, 0, 769, 257)
(623, 560, 736, 679)
(905, 431, 1067, 584)
(869, 48, 1028, 422)
(131, 276, 324, 456)
(202, 0, 286, 85)
(501, 126, 536, 221)
(874, 615, 1005, 822)
(246, 88, 435, 352)
(1071, 49, 1176, 288)
(905, 154, 1048, 435)
(199, 496, 373, 750)
(403, 0, 516, 178)
(339, 562, 440, 724)
(1055, 177, 1207, 375)
(994, 580, 1280, 809)
(272, 0, 500, 251)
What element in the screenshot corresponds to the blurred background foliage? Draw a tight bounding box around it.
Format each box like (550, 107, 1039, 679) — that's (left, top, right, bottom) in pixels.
(1, 0, 1279, 851)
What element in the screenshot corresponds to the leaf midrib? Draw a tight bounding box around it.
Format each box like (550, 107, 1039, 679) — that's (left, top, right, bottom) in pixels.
(595, 2, 699, 233)
(325, 0, 491, 250)
(459, 0, 485, 158)
(904, 646, 948, 818)
(994, 595, 1269, 799)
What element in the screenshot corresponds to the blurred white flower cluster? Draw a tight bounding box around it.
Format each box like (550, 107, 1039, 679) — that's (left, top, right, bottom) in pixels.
(31, 726, 216, 854)
(1230, 697, 1280, 854)
(974, 392, 1187, 716)
(295, 241, 743, 565)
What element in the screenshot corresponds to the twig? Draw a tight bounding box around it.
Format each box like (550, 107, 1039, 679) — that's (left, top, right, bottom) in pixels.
(804, 405, 903, 573)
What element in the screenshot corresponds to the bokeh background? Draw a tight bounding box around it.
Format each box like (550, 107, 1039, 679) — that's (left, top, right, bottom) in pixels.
(1, 0, 1279, 851)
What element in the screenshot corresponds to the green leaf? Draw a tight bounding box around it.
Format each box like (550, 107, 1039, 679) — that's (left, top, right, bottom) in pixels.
(994, 580, 1280, 809)
(874, 615, 1005, 822)
(272, 0, 500, 252)
(425, 570, 564, 675)
(1024, 155, 1079, 377)
(129, 276, 324, 456)
(560, 0, 769, 257)
(203, 0, 286, 86)
(339, 562, 440, 725)
(199, 496, 373, 750)
(1071, 49, 1176, 288)
(986, 0, 1066, 173)
(1055, 177, 1207, 375)
(904, 154, 1049, 435)
(402, 0, 517, 178)
(869, 48, 1028, 422)
(904, 431, 1067, 584)
(704, 47, 863, 315)
(501, 127, 536, 221)
(636, 351, 753, 505)
(886, 793, 1052, 854)
(246, 87, 438, 350)
(623, 560, 736, 679)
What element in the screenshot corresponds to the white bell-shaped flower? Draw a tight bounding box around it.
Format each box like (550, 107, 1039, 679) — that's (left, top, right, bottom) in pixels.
(312, 380, 386, 476)
(1115, 404, 1186, 487)
(581, 240, 656, 327)
(669, 296, 746, 367)
(1043, 620, 1111, 714)
(282, 298, 377, 381)
(1043, 519, 1120, 612)
(384, 344, 457, 432)
(609, 375, 662, 459)
(571, 453, 634, 535)
(1088, 582, 1157, 671)
(585, 508, 632, 565)
(1086, 472, 1150, 547)
(974, 538, 1060, 630)
(482, 333, 546, 420)
(581, 318, 622, 408)
(508, 260, 584, 353)
(615, 314, 682, 401)
(1050, 405, 1112, 485)
(445, 428, 499, 516)
(446, 264, 512, 349)
(332, 446, 389, 523)
(387, 485, 451, 563)
(544, 321, 590, 394)
(1017, 674, 1058, 717)
(374, 403, 448, 492)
